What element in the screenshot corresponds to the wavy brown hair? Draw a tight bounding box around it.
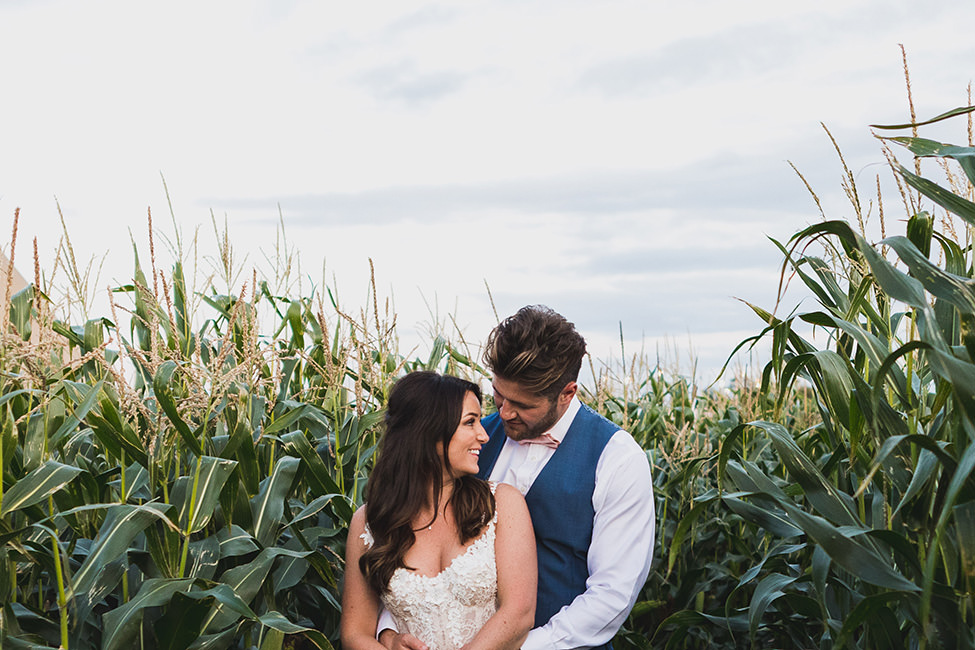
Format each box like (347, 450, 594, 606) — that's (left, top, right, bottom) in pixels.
(484, 305, 587, 399)
(360, 371, 495, 593)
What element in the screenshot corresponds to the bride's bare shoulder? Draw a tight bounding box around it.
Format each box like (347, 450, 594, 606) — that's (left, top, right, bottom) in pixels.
(348, 505, 368, 534)
(493, 483, 528, 515)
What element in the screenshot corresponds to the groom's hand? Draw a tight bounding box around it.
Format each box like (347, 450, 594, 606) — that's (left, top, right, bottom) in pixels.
(378, 629, 428, 650)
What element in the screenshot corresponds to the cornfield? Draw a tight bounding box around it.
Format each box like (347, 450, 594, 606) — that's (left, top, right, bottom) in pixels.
(2, 95, 975, 649)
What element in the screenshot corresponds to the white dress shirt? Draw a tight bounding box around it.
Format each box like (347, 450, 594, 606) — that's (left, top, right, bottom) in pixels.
(489, 397, 656, 650)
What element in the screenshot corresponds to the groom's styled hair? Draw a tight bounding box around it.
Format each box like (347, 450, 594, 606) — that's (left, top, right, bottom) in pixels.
(484, 305, 586, 400)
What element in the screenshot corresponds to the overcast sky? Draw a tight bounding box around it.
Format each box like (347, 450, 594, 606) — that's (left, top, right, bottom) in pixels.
(2, 0, 974, 381)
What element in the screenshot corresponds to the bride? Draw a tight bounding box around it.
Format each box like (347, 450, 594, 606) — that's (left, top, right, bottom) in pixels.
(341, 371, 536, 650)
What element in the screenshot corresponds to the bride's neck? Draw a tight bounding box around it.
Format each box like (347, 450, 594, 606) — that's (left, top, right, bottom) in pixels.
(417, 478, 455, 526)
(432, 477, 455, 506)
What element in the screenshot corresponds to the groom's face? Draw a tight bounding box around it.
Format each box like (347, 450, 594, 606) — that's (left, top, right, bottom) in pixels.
(491, 375, 575, 441)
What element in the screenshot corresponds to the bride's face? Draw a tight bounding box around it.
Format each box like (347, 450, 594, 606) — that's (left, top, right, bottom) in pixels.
(442, 391, 489, 479)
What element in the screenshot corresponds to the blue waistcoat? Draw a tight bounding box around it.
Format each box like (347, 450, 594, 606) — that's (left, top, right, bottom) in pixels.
(477, 404, 617, 648)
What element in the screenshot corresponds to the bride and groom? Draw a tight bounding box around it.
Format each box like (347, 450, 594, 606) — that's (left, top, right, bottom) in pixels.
(342, 306, 656, 649)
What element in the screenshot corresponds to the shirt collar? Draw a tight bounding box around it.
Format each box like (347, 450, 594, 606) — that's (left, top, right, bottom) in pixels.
(545, 396, 581, 444)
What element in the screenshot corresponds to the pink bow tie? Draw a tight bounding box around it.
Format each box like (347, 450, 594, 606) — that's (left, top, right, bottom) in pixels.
(518, 433, 559, 449)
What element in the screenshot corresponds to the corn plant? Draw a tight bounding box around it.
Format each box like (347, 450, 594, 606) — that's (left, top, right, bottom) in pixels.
(0, 219, 419, 649)
(654, 104, 975, 649)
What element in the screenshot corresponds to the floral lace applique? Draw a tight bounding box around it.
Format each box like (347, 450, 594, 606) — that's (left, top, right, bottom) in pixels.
(370, 482, 501, 650)
(361, 525, 374, 548)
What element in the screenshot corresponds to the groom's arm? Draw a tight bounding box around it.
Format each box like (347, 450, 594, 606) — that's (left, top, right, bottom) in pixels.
(522, 432, 655, 650)
(377, 611, 426, 650)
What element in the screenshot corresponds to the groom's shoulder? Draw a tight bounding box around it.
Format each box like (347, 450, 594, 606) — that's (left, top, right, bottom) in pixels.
(576, 402, 625, 437)
(576, 404, 647, 465)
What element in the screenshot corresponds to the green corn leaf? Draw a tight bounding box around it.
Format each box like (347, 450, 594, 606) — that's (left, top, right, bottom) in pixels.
(0, 388, 44, 409)
(187, 535, 221, 581)
(204, 547, 309, 632)
(426, 336, 448, 370)
(102, 578, 195, 650)
(287, 493, 354, 529)
(732, 541, 806, 592)
(860, 430, 954, 484)
(886, 135, 975, 158)
(171, 456, 238, 533)
(257, 611, 336, 649)
(955, 501, 975, 589)
(81, 317, 106, 353)
(23, 398, 66, 471)
(806, 350, 854, 431)
(811, 545, 830, 599)
(72, 558, 127, 634)
(187, 626, 238, 650)
(8, 285, 34, 341)
(925, 347, 975, 424)
(2, 405, 18, 476)
(754, 421, 860, 527)
(172, 261, 196, 356)
(261, 627, 285, 650)
(870, 105, 975, 130)
(778, 501, 920, 592)
(806, 256, 851, 315)
(716, 423, 747, 489)
(251, 456, 300, 546)
(898, 164, 975, 226)
(68, 502, 173, 599)
(183, 582, 258, 621)
(216, 525, 260, 559)
(49, 380, 103, 449)
(835, 592, 911, 648)
(280, 430, 352, 522)
(905, 212, 934, 259)
(666, 500, 708, 576)
(276, 357, 301, 403)
(856, 234, 928, 309)
(286, 299, 304, 347)
(155, 590, 217, 650)
(890, 136, 975, 186)
(895, 446, 942, 517)
(739, 459, 792, 502)
(768, 236, 838, 311)
(126, 243, 152, 350)
(272, 547, 309, 593)
(262, 404, 309, 438)
(722, 495, 802, 539)
(865, 529, 923, 576)
(0, 460, 83, 517)
(884, 236, 975, 314)
(223, 416, 259, 496)
(799, 311, 902, 382)
(153, 360, 203, 457)
(748, 573, 797, 642)
(86, 394, 149, 467)
(934, 439, 975, 536)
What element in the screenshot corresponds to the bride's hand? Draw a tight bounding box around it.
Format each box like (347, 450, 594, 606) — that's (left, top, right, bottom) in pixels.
(378, 630, 428, 650)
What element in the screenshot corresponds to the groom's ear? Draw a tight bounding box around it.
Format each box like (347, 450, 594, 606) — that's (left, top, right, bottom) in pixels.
(557, 381, 578, 407)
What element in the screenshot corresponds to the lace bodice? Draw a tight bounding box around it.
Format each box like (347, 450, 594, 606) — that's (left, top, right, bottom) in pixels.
(362, 487, 499, 650)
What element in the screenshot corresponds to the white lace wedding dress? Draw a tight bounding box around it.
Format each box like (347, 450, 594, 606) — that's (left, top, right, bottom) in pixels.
(362, 488, 499, 650)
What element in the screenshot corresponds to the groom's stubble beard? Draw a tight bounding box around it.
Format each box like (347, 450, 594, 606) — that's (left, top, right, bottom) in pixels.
(502, 396, 561, 441)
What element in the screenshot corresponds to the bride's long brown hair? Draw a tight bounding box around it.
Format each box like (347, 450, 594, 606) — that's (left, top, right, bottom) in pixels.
(360, 371, 495, 594)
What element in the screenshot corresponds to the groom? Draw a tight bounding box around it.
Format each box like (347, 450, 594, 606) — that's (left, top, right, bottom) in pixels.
(474, 305, 655, 650)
